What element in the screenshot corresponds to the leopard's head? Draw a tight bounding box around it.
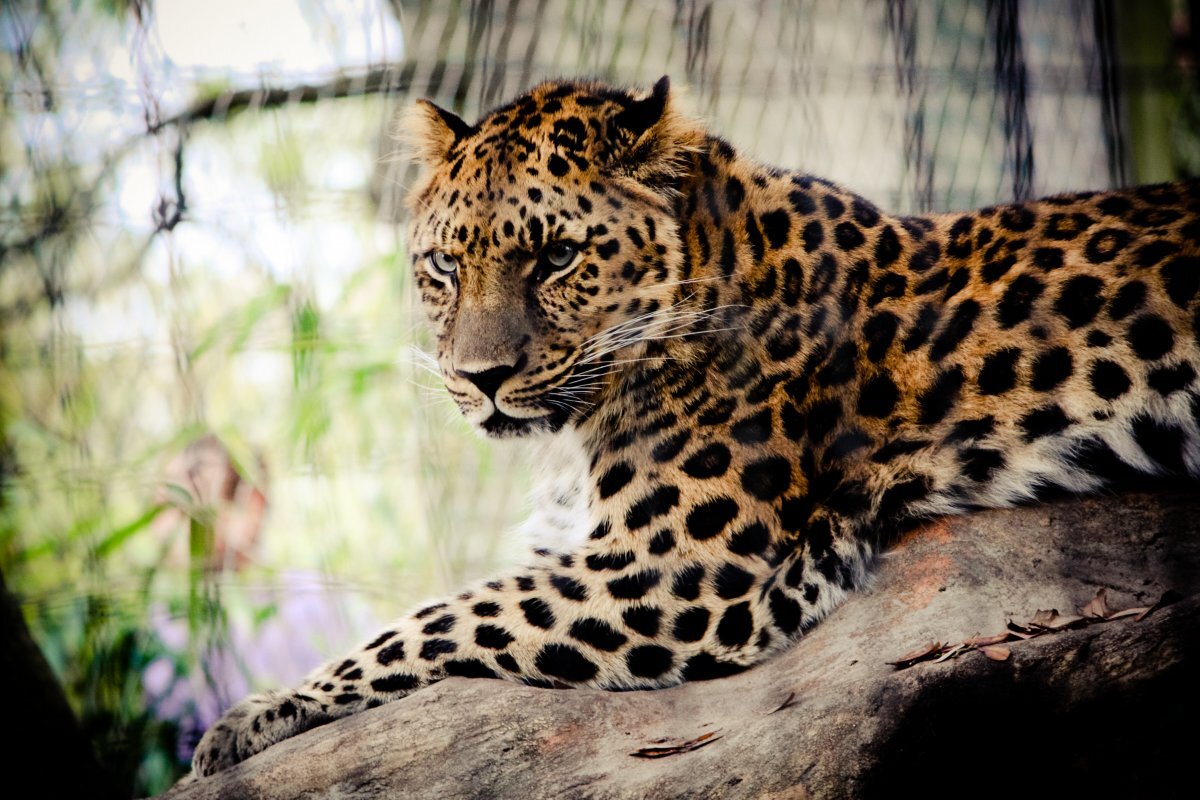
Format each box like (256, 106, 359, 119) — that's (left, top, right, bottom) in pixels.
(404, 77, 703, 437)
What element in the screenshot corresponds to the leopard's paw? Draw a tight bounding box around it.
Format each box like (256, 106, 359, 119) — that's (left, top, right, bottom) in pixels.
(191, 690, 331, 777)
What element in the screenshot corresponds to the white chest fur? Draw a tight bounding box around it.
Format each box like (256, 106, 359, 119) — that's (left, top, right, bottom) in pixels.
(515, 427, 592, 552)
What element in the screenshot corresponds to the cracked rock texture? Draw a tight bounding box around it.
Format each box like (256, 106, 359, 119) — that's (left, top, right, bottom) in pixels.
(164, 491, 1200, 800)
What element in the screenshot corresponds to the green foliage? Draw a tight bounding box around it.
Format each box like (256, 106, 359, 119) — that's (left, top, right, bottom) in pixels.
(38, 592, 182, 797)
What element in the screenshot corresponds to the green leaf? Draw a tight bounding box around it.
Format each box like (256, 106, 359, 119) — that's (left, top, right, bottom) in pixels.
(93, 503, 167, 559)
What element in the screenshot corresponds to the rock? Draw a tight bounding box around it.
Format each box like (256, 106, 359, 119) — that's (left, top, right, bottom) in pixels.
(162, 492, 1200, 800)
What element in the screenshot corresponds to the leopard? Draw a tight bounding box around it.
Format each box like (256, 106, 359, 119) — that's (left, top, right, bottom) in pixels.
(191, 76, 1200, 778)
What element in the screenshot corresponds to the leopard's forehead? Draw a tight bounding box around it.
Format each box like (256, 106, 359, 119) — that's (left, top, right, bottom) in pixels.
(432, 80, 649, 188)
(469, 82, 629, 153)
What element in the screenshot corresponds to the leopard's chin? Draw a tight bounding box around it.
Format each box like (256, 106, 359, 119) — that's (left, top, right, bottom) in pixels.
(479, 408, 568, 438)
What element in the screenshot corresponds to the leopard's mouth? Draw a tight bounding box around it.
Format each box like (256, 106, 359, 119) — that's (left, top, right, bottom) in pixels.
(479, 358, 608, 437)
(480, 408, 569, 438)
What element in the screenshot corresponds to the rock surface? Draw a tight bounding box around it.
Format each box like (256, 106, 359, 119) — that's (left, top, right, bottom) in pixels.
(163, 492, 1200, 800)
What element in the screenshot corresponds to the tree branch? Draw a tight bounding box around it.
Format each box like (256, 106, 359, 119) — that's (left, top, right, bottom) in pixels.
(163, 490, 1200, 799)
(147, 67, 417, 134)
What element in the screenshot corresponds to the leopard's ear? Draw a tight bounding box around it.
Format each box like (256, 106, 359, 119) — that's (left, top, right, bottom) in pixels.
(614, 75, 673, 139)
(401, 99, 473, 165)
(610, 76, 702, 186)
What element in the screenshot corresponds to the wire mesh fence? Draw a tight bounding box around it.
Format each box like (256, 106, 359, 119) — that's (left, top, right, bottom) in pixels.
(1, 0, 1197, 794)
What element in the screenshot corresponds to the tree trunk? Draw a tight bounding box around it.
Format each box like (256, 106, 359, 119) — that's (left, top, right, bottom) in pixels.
(0, 570, 123, 800)
(162, 491, 1200, 800)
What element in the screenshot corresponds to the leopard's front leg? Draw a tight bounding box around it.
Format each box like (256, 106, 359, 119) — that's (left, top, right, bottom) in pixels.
(191, 687, 335, 776)
(192, 554, 676, 776)
(192, 589, 509, 777)
(190, 517, 851, 777)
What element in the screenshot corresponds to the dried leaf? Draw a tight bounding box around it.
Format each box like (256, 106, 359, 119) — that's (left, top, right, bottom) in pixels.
(1005, 619, 1038, 639)
(1028, 609, 1058, 627)
(965, 632, 1012, 647)
(631, 731, 721, 759)
(1079, 588, 1113, 619)
(979, 645, 1011, 661)
(768, 692, 798, 714)
(1135, 589, 1182, 622)
(887, 641, 943, 668)
(1107, 606, 1150, 621)
(1029, 609, 1085, 631)
(933, 643, 968, 664)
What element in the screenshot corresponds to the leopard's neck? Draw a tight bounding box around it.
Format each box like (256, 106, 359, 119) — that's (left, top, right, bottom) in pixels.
(574, 140, 901, 458)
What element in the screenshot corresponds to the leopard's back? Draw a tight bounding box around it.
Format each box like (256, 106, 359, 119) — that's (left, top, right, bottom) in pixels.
(787, 181, 1200, 527)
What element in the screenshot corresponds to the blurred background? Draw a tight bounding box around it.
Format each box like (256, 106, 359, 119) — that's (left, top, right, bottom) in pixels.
(2, 0, 1198, 795)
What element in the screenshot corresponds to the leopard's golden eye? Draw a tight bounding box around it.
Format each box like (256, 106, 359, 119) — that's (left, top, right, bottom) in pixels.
(428, 251, 459, 276)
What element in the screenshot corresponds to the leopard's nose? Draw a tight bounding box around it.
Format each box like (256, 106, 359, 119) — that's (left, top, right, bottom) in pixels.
(457, 362, 518, 401)
(456, 352, 527, 400)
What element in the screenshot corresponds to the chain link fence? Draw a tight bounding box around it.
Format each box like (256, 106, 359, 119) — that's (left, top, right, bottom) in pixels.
(2, 1, 1197, 794)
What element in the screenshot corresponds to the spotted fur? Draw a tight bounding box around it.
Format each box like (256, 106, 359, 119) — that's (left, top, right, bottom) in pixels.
(192, 77, 1200, 777)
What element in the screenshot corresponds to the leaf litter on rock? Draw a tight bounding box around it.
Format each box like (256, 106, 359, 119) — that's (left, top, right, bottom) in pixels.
(964, 632, 1010, 647)
(1135, 589, 1182, 622)
(1080, 587, 1113, 619)
(767, 692, 799, 714)
(887, 587, 1179, 671)
(978, 645, 1011, 661)
(1028, 608, 1086, 631)
(630, 731, 722, 759)
(885, 641, 944, 668)
(932, 643, 969, 664)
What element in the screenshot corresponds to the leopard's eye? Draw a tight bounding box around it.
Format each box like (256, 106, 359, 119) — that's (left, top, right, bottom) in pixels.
(428, 251, 459, 276)
(543, 242, 577, 270)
